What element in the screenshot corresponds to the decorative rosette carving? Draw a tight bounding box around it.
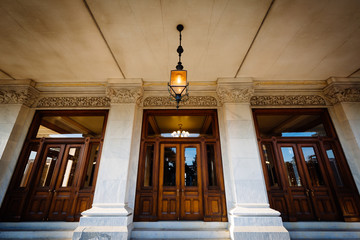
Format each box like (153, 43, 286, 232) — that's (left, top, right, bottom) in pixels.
(143, 96, 218, 107)
(250, 95, 326, 106)
(217, 87, 254, 103)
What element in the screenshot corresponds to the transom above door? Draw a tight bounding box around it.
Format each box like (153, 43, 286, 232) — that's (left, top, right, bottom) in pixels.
(134, 109, 227, 222)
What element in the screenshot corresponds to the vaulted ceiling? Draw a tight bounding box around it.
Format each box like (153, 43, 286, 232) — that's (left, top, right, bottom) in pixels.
(0, 0, 359, 83)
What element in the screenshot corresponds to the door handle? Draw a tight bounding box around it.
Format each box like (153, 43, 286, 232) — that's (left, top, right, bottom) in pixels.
(305, 189, 309, 197)
(177, 189, 179, 197)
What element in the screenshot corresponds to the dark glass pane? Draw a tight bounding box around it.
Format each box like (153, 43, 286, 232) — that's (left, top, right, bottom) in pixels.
(163, 147, 176, 186)
(262, 143, 279, 187)
(301, 147, 324, 186)
(144, 144, 154, 187)
(256, 114, 327, 138)
(36, 116, 105, 138)
(324, 144, 343, 186)
(83, 143, 99, 188)
(19, 145, 38, 187)
(281, 147, 302, 186)
(39, 147, 61, 187)
(206, 144, 217, 186)
(61, 147, 81, 187)
(185, 148, 197, 186)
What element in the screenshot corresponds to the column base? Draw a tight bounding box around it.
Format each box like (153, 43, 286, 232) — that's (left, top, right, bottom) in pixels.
(72, 204, 133, 240)
(229, 204, 290, 240)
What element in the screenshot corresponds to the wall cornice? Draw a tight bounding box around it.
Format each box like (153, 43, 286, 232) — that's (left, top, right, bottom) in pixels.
(143, 96, 218, 107)
(250, 95, 326, 106)
(36, 96, 110, 108)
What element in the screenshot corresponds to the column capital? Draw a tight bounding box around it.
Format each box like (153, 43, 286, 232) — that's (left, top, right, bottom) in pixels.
(0, 84, 39, 107)
(323, 78, 360, 104)
(216, 78, 254, 104)
(106, 87, 143, 105)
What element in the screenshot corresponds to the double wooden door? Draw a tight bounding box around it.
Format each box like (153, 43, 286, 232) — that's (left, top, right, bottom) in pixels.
(25, 143, 84, 221)
(278, 142, 339, 221)
(158, 143, 203, 220)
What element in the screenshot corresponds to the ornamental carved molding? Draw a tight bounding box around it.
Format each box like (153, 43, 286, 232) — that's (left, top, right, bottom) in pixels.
(250, 95, 326, 106)
(106, 87, 143, 104)
(0, 87, 39, 107)
(323, 85, 360, 104)
(217, 87, 254, 103)
(143, 96, 218, 107)
(36, 96, 110, 108)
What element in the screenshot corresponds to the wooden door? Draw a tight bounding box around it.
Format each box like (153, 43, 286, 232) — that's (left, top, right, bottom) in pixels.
(48, 144, 84, 220)
(25, 144, 65, 220)
(278, 144, 315, 221)
(278, 143, 339, 221)
(297, 143, 339, 221)
(158, 143, 203, 220)
(25, 144, 84, 221)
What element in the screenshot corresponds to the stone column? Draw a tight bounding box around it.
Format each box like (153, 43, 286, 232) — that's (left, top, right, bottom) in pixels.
(0, 85, 37, 205)
(217, 79, 289, 240)
(73, 83, 143, 240)
(324, 78, 360, 192)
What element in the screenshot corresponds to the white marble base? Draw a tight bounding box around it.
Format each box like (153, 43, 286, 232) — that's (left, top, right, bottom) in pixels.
(72, 204, 133, 240)
(229, 204, 290, 240)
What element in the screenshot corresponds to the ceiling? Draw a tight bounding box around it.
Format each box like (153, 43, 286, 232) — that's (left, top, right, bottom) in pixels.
(0, 0, 360, 83)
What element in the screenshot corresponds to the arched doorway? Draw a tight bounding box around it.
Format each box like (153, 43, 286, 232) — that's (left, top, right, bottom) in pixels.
(134, 109, 227, 221)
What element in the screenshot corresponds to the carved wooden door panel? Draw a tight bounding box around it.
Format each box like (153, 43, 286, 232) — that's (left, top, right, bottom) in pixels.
(158, 143, 203, 220)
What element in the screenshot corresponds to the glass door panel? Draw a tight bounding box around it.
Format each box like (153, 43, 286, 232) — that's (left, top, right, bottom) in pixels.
(39, 147, 61, 187)
(301, 147, 324, 187)
(61, 147, 81, 187)
(163, 147, 177, 186)
(184, 147, 197, 186)
(281, 147, 302, 187)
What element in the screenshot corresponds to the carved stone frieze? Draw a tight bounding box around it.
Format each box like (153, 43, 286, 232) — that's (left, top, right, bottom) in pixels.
(217, 87, 254, 103)
(323, 85, 360, 104)
(143, 96, 218, 107)
(106, 87, 143, 104)
(250, 95, 326, 106)
(36, 96, 110, 108)
(0, 87, 39, 107)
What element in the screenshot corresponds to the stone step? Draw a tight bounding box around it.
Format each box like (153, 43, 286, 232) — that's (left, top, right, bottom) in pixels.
(0, 222, 78, 239)
(131, 221, 230, 239)
(284, 222, 360, 240)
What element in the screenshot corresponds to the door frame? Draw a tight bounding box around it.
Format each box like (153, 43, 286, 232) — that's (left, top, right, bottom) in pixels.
(253, 108, 360, 222)
(0, 110, 108, 222)
(134, 109, 227, 222)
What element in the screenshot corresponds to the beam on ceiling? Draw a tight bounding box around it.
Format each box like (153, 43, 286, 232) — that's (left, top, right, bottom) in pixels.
(0, 69, 15, 80)
(83, 0, 126, 79)
(234, 0, 275, 78)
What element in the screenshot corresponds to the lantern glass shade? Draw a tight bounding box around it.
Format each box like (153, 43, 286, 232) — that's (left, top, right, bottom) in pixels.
(170, 70, 187, 95)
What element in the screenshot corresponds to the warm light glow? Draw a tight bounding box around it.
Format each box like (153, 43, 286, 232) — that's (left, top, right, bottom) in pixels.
(170, 70, 187, 92)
